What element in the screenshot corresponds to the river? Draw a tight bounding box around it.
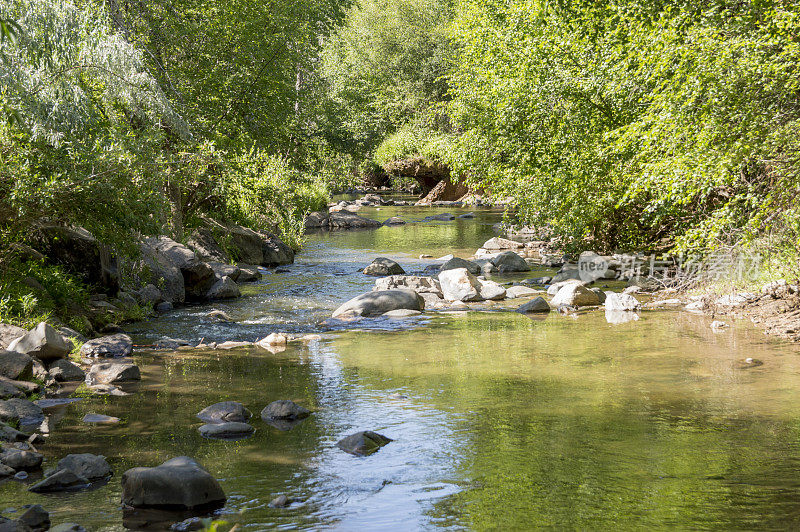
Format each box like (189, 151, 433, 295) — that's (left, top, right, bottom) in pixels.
(3, 197, 800, 530)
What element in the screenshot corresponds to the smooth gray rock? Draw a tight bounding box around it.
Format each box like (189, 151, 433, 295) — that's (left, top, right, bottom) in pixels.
(336, 431, 393, 456)
(235, 264, 261, 282)
(85, 362, 140, 385)
(28, 469, 89, 493)
(517, 297, 551, 313)
(438, 268, 482, 302)
(363, 258, 405, 276)
(0, 421, 39, 443)
(197, 402, 251, 424)
(135, 284, 162, 306)
(0, 448, 43, 471)
(0, 518, 31, 532)
(0, 380, 23, 399)
(0, 351, 32, 380)
(326, 212, 382, 230)
(551, 283, 600, 307)
(56, 453, 112, 480)
(198, 422, 254, 439)
(261, 400, 310, 421)
(48, 359, 85, 382)
(482, 237, 523, 250)
(0, 399, 43, 425)
(0, 324, 26, 350)
(82, 413, 119, 424)
(17, 506, 48, 532)
(383, 217, 406, 226)
(7, 323, 70, 361)
(205, 276, 241, 299)
(207, 262, 241, 281)
(440, 257, 481, 275)
(478, 279, 506, 300)
(490, 251, 530, 272)
(332, 290, 423, 318)
(80, 334, 132, 358)
(121, 456, 226, 509)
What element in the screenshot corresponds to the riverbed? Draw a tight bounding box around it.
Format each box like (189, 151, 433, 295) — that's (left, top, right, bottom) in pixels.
(3, 199, 800, 530)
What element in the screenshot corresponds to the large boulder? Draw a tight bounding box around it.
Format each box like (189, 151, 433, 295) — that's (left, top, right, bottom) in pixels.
(490, 251, 530, 272)
(138, 240, 186, 304)
(85, 363, 140, 385)
(205, 276, 241, 299)
(17, 505, 49, 531)
(304, 211, 329, 229)
(0, 325, 26, 350)
(363, 258, 404, 276)
(259, 231, 295, 266)
(185, 228, 228, 263)
(7, 323, 70, 361)
(373, 275, 442, 295)
(415, 178, 469, 205)
(478, 279, 506, 301)
(48, 359, 85, 382)
(197, 402, 251, 424)
(54, 453, 112, 481)
(336, 431, 393, 456)
(438, 268, 482, 302)
(140, 237, 216, 301)
(326, 212, 382, 230)
(121, 457, 226, 510)
(0, 350, 33, 380)
(332, 290, 423, 318)
(1, 447, 44, 470)
(0, 421, 38, 443)
(0, 399, 46, 426)
(80, 334, 132, 358)
(28, 469, 89, 493)
(551, 283, 600, 307)
(440, 257, 481, 275)
(31, 224, 119, 293)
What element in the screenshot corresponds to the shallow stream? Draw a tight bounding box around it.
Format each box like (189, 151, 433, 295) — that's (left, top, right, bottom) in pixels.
(3, 199, 800, 530)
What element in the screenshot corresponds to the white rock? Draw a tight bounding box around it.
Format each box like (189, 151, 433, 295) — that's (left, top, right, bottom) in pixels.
(604, 292, 641, 311)
(551, 283, 600, 307)
(438, 268, 482, 302)
(478, 279, 506, 300)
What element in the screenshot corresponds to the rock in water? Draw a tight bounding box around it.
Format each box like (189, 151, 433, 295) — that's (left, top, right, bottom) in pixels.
(7, 322, 70, 361)
(18, 505, 49, 531)
(48, 359, 85, 382)
(85, 363, 140, 385)
(121, 457, 226, 510)
(198, 422, 255, 439)
(332, 290, 423, 318)
(440, 257, 482, 275)
(363, 257, 405, 276)
(1, 448, 43, 470)
(0, 399, 44, 425)
(28, 469, 89, 493)
(478, 279, 506, 300)
(205, 276, 241, 299)
(55, 453, 112, 480)
(517, 297, 551, 313)
(197, 402, 252, 424)
(269, 494, 292, 508)
(261, 400, 310, 421)
(438, 268, 482, 302)
(80, 334, 133, 358)
(373, 275, 442, 295)
(550, 283, 600, 307)
(336, 431, 393, 456)
(50, 525, 87, 532)
(604, 292, 641, 311)
(489, 251, 530, 272)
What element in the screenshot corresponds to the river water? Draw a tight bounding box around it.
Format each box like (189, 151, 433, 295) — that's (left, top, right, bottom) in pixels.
(3, 199, 800, 530)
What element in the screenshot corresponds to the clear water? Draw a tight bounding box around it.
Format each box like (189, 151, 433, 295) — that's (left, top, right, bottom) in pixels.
(3, 201, 800, 530)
